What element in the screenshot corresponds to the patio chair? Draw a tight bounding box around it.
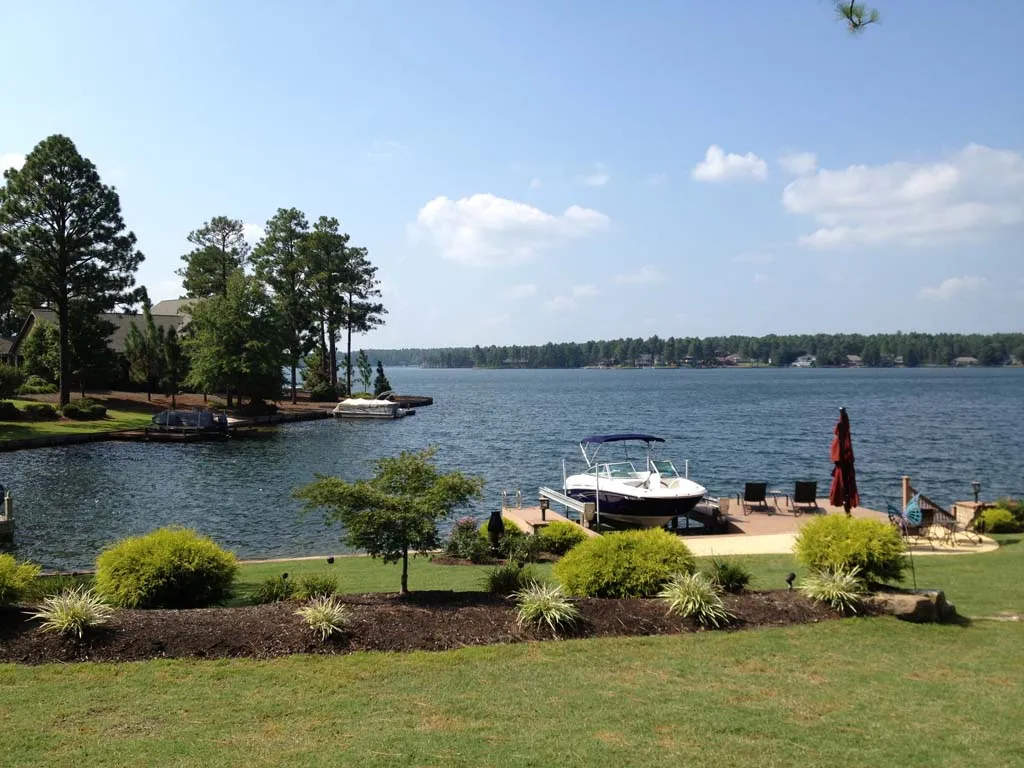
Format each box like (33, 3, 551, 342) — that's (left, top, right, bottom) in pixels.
(785, 481, 820, 516)
(737, 482, 771, 516)
(888, 494, 933, 549)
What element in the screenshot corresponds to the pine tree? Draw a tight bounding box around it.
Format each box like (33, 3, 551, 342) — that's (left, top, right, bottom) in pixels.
(177, 217, 250, 298)
(0, 135, 145, 405)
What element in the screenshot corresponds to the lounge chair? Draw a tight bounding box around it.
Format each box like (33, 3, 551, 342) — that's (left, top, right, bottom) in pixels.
(736, 482, 771, 516)
(786, 481, 820, 516)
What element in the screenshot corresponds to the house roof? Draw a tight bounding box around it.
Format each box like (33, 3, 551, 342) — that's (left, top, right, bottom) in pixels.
(151, 299, 192, 318)
(9, 308, 187, 358)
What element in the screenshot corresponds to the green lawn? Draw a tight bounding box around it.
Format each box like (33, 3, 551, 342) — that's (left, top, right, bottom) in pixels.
(1, 620, 1021, 767)
(0, 398, 153, 441)
(8, 537, 1021, 766)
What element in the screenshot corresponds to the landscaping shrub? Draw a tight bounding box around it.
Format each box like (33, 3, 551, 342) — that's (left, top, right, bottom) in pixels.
(0, 363, 24, 399)
(995, 498, 1024, 525)
(536, 521, 588, 555)
(979, 506, 1019, 534)
(799, 567, 866, 614)
(20, 402, 58, 421)
(295, 596, 350, 641)
(0, 554, 42, 605)
(61, 398, 107, 420)
(554, 529, 696, 598)
(483, 563, 539, 596)
(478, 521, 539, 563)
(704, 558, 752, 594)
(658, 572, 734, 627)
(95, 527, 238, 609)
(447, 516, 490, 562)
(31, 573, 94, 600)
(793, 515, 906, 584)
(308, 383, 338, 402)
(253, 574, 296, 603)
(31, 587, 113, 638)
(16, 375, 57, 395)
(514, 583, 580, 634)
(294, 574, 339, 600)
(0, 400, 19, 421)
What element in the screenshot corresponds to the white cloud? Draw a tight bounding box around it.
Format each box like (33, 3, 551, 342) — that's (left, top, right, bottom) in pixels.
(413, 193, 610, 266)
(481, 313, 510, 326)
(508, 283, 538, 299)
(783, 144, 1024, 248)
(919, 275, 988, 301)
(545, 284, 599, 312)
(572, 283, 598, 298)
(646, 172, 668, 186)
(529, 177, 542, 189)
(692, 145, 768, 182)
(242, 223, 265, 244)
(779, 151, 818, 176)
(1, 153, 26, 173)
(581, 164, 610, 187)
(613, 265, 662, 284)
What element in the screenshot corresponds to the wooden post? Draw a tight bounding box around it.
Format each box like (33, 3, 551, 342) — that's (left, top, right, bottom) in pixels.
(0, 490, 13, 542)
(901, 476, 911, 511)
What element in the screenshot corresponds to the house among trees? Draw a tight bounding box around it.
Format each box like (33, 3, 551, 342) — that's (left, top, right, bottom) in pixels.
(5, 300, 190, 368)
(953, 356, 979, 367)
(791, 354, 816, 368)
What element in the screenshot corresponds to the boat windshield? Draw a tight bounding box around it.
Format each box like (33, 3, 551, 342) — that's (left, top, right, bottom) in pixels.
(587, 461, 638, 478)
(651, 459, 680, 478)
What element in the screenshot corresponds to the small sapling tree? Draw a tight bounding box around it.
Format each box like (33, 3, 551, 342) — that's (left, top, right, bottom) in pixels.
(294, 447, 484, 594)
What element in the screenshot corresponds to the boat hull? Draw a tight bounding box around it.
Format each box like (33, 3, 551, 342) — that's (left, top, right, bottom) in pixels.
(565, 488, 703, 528)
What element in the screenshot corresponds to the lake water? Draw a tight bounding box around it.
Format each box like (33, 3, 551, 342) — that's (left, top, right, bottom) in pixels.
(2, 367, 1022, 570)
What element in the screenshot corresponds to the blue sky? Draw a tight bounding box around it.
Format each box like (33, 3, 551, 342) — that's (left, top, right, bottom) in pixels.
(2, 1, 1023, 347)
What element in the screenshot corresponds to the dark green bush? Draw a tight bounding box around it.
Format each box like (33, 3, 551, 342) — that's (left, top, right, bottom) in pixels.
(478, 520, 533, 560)
(308, 383, 338, 402)
(20, 403, 58, 421)
(536, 521, 588, 555)
(0, 363, 24, 399)
(794, 515, 906, 584)
(994, 498, 1024, 526)
(61, 399, 107, 420)
(253, 574, 296, 603)
(16, 376, 57, 395)
(95, 527, 239, 608)
(554, 529, 696, 598)
(704, 558, 752, 594)
(0, 401, 19, 421)
(979, 506, 1019, 533)
(0, 554, 42, 605)
(294, 574, 339, 600)
(483, 563, 539, 596)
(447, 517, 490, 562)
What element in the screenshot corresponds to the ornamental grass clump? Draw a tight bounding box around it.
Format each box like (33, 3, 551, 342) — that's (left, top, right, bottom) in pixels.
(514, 583, 581, 635)
(294, 574, 339, 600)
(794, 514, 906, 584)
(31, 586, 114, 638)
(0, 554, 41, 605)
(554, 528, 696, 598)
(799, 567, 866, 615)
(295, 596, 350, 641)
(253, 574, 296, 604)
(658, 572, 734, 628)
(704, 558, 752, 594)
(483, 563, 538, 596)
(95, 527, 238, 609)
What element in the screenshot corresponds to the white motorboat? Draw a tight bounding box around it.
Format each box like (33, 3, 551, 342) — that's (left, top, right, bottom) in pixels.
(563, 433, 707, 528)
(331, 392, 412, 419)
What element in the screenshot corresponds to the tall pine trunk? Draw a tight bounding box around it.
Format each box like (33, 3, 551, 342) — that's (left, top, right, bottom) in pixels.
(57, 301, 71, 407)
(290, 362, 297, 404)
(401, 545, 409, 595)
(329, 328, 338, 389)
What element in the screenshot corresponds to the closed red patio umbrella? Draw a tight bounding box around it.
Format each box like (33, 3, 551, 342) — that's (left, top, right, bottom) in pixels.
(829, 407, 860, 514)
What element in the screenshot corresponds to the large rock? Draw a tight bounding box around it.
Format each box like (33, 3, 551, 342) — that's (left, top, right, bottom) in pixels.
(866, 589, 956, 623)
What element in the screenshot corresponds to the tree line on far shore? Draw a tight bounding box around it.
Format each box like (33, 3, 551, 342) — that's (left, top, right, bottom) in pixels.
(366, 331, 1024, 370)
(0, 135, 386, 406)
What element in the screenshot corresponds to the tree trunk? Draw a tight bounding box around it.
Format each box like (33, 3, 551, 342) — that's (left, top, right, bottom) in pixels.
(146, 383, 152, 402)
(329, 328, 338, 389)
(171, 391, 177, 409)
(57, 301, 71, 407)
(346, 314, 353, 397)
(290, 362, 297, 404)
(401, 546, 409, 595)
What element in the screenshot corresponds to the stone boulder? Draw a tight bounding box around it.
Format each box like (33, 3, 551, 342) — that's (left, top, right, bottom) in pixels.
(865, 589, 956, 623)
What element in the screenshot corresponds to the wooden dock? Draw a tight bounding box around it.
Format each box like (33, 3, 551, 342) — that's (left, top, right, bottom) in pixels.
(499, 505, 602, 538)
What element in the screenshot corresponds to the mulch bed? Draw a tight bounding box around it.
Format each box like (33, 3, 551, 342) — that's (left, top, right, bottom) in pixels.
(0, 590, 841, 665)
